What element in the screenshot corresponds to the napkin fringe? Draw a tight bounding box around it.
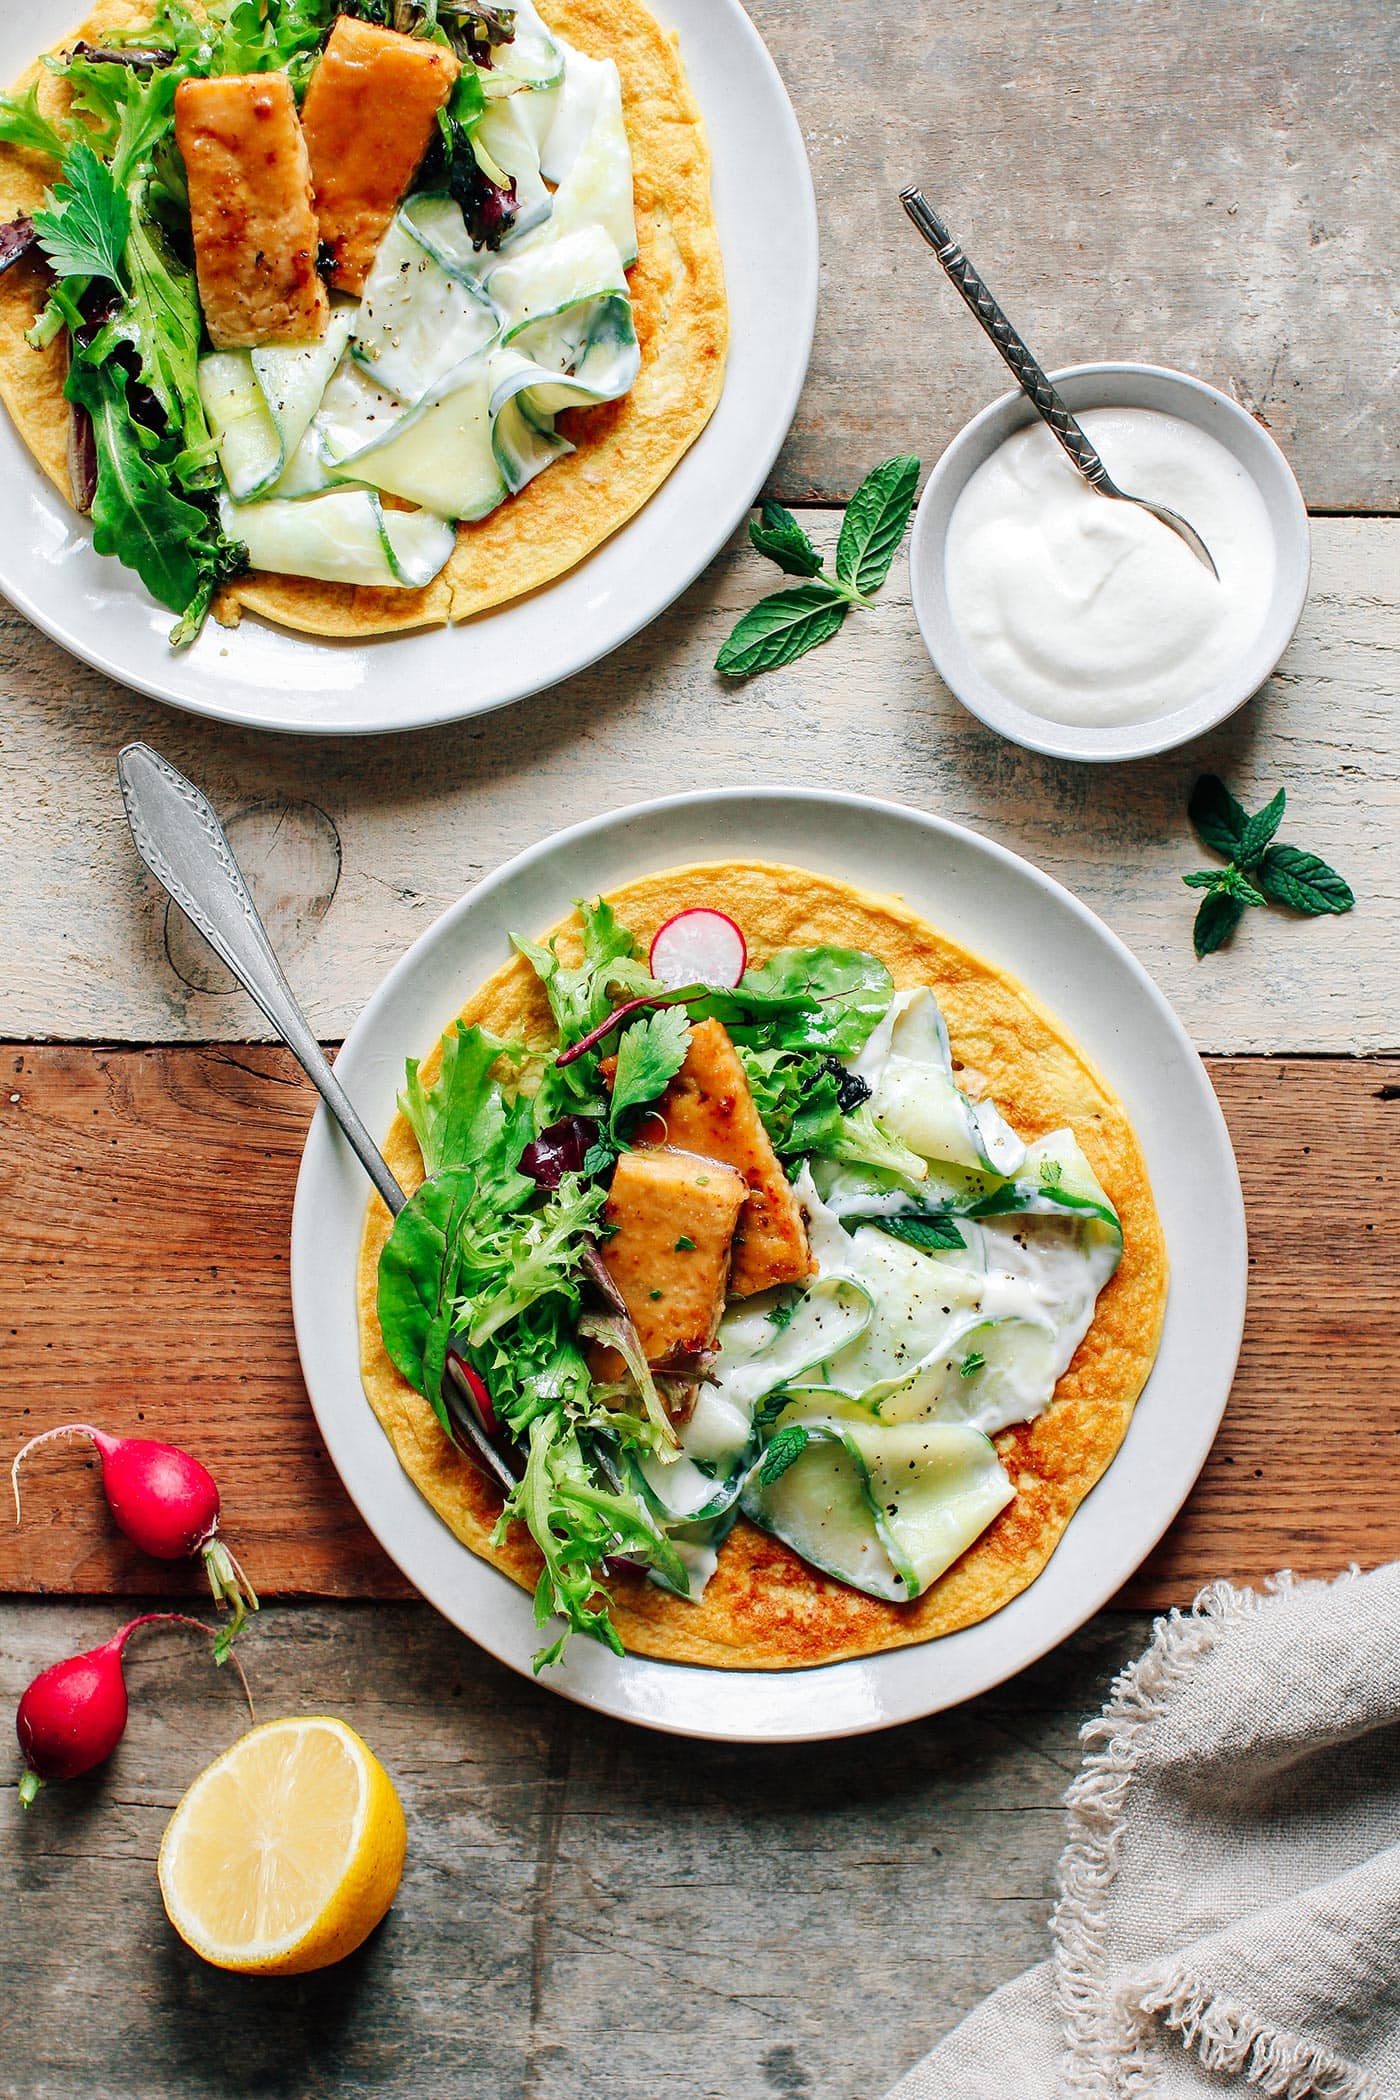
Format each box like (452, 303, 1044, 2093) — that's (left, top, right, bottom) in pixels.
(1052, 1575, 1293, 2096)
(1130, 1969, 1381, 2100)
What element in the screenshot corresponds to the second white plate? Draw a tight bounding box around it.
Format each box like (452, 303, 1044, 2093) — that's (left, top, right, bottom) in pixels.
(290, 790, 1247, 1742)
(0, 0, 817, 734)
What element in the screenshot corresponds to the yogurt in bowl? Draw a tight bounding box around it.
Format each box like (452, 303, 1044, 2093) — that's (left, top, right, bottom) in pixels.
(910, 365, 1310, 762)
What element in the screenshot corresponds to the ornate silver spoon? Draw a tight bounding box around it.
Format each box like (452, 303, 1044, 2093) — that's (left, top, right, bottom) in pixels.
(116, 741, 517, 1494)
(900, 189, 1218, 577)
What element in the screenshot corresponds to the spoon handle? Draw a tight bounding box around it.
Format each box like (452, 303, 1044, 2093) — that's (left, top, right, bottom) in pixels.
(899, 189, 1112, 492)
(117, 741, 407, 1220)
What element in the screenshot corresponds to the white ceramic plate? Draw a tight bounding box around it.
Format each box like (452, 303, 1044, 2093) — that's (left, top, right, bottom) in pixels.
(0, 0, 816, 735)
(291, 790, 1247, 1743)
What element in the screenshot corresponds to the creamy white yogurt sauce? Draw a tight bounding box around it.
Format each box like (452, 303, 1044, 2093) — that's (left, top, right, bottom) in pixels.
(944, 406, 1276, 727)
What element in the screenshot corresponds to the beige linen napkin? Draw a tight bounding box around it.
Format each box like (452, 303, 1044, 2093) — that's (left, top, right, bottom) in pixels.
(885, 1565, 1400, 2099)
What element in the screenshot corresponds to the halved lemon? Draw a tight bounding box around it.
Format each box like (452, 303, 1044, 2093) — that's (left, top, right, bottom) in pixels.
(158, 1716, 407, 1975)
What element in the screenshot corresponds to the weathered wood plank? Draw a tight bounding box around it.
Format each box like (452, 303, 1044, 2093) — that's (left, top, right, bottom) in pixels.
(0, 517, 1395, 1054)
(1, 1048, 1395, 1603)
(749, 0, 1400, 511)
(0, 1597, 1151, 2100)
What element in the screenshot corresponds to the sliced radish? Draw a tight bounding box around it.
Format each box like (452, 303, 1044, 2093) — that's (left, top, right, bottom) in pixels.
(445, 1347, 499, 1439)
(649, 909, 747, 991)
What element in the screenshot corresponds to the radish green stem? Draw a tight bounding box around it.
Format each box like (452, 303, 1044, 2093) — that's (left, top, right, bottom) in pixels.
(202, 1540, 259, 1662)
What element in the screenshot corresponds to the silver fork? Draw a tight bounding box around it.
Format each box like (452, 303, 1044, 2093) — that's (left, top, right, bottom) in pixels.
(900, 189, 1218, 577)
(116, 741, 517, 1494)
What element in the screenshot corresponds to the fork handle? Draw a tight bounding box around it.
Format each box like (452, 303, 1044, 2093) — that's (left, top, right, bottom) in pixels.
(900, 189, 1112, 492)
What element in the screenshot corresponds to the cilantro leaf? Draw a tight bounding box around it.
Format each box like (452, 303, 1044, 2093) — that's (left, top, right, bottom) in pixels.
(1256, 844, 1354, 916)
(874, 1214, 967, 1253)
(1188, 774, 1248, 859)
(33, 143, 129, 283)
(758, 1423, 810, 1486)
(715, 583, 847, 677)
(749, 500, 824, 578)
(610, 1006, 692, 1139)
(959, 1350, 986, 1378)
(835, 454, 920, 596)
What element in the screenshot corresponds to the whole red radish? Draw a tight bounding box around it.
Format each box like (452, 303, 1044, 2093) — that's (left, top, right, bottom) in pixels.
(15, 1612, 252, 1807)
(12, 1426, 258, 1655)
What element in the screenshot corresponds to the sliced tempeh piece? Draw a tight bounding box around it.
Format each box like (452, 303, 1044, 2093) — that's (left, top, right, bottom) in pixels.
(301, 18, 460, 297)
(643, 1019, 815, 1296)
(175, 74, 328, 349)
(592, 1147, 747, 1381)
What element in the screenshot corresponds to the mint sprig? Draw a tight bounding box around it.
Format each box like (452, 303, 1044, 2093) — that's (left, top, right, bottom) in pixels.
(1183, 776, 1354, 957)
(717, 456, 920, 678)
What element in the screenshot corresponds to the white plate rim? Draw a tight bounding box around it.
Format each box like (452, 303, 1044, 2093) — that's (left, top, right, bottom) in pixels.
(0, 0, 817, 736)
(290, 788, 1247, 1742)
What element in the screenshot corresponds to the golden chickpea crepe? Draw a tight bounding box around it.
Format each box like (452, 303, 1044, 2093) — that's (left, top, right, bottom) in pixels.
(358, 862, 1168, 1672)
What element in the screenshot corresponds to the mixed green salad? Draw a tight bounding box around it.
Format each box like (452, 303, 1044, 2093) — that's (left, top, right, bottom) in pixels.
(0, 0, 638, 636)
(375, 900, 1124, 1670)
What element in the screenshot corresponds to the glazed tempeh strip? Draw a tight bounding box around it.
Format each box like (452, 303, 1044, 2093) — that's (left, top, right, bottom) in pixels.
(175, 73, 329, 350)
(301, 18, 460, 297)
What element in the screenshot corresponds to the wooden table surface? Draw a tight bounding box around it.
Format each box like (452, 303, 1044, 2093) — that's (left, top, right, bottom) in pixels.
(3, 4, 1399, 2096)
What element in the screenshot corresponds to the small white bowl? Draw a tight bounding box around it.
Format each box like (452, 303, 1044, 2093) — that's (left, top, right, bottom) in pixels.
(909, 362, 1311, 763)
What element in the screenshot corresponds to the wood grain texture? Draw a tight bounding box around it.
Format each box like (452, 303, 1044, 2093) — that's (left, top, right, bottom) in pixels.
(0, 518, 1396, 1054)
(746, 0, 1400, 510)
(1, 1047, 1395, 1604)
(0, 1597, 1151, 2100)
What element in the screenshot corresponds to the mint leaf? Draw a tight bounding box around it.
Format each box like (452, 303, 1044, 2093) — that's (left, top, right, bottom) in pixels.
(609, 1006, 692, 1139)
(1188, 775, 1248, 859)
(1193, 889, 1245, 958)
(0, 82, 69, 163)
(959, 1350, 986, 1378)
(749, 500, 823, 578)
(758, 1423, 810, 1486)
(1256, 844, 1355, 916)
(33, 142, 129, 283)
(1182, 869, 1223, 891)
(1236, 787, 1287, 870)
(835, 454, 920, 596)
(1222, 866, 1267, 909)
(874, 1214, 967, 1253)
(716, 583, 846, 677)
(754, 1387, 795, 1430)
